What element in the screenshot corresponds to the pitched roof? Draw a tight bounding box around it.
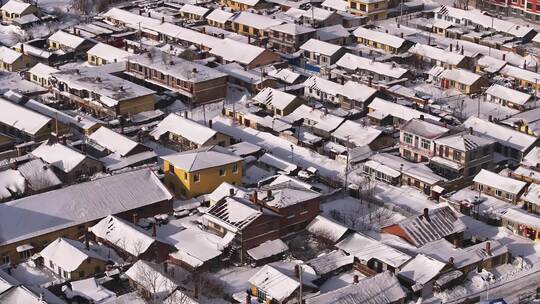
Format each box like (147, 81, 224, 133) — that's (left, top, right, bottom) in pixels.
(336, 53, 409, 79)
(48, 30, 86, 49)
(88, 127, 138, 157)
(439, 68, 482, 86)
(205, 9, 235, 23)
(162, 145, 242, 172)
(306, 215, 349, 243)
(336, 233, 411, 268)
(299, 38, 342, 56)
(253, 87, 298, 110)
(0, 98, 51, 136)
(473, 169, 526, 195)
(205, 197, 263, 232)
(400, 118, 449, 139)
(463, 116, 537, 152)
(353, 27, 406, 49)
(232, 11, 283, 30)
(40, 238, 107, 272)
(0, 169, 172, 246)
(27, 63, 59, 79)
(368, 98, 441, 122)
(435, 132, 494, 151)
(271, 23, 316, 35)
(398, 254, 445, 286)
(246, 239, 289, 260)
(0, 46, 22, 64)
(31, 142, 87, 173)
(306, 250, 353, 275)
(87, 43, 131, 62)
(210, 38, 269, 65)
(150, 113, 217, 145)
(248, 265, 300, 302)
(0, 0, 33, 15)
(409, 43, 465, 66)
(486, 84, 532, 106)
(256, 183, 320, 208)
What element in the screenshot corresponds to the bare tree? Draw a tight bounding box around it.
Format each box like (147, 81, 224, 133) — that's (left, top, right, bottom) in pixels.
(134, 261, 177, 304)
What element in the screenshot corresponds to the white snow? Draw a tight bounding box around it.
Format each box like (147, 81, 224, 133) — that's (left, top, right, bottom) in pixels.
(0, 169, 26, 200)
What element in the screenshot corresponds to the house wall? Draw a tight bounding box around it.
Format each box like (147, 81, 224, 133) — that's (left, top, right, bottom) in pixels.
(43, 255, 107, 281)
(348, 0, 388, 20)
(1, 5, 39, 22)
(163, 160, 243, 198)
(474, 181, 523, 203)
(117, 95, 155, 116)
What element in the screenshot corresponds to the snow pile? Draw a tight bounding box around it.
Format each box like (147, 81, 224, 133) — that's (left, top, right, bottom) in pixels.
(0, 169, 26, 200)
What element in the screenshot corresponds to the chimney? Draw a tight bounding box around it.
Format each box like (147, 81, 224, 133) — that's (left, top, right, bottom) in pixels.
(502, 53, 506, 61)
(132, 213, 139, 225)
(85, 232, 90, 250)
(385, 29, 388, 33)
(524, 61, 527, 69)
(400, 32, 403, 38)
(353, 274, 359, 284)
(251, 191, 258, 204)
(248, 35, 251, 44)
(20, 43, 24, 54)
(245, 293, 251, 304)
(266, 190, 272, 200)
(163, 262, 168, 274)
(368, 76, 372, 87)
(448, 256, 454, 266)
(148, 12, 151, 18)
(229, 188, 235, 196)
(423, 208, 430, 222)
(485, 241, 491, 255)
(460, 47, 464, 55)
(450, 44, 453, 52)
(161, 16, 165, 23)
(469, 127, 473, 134)
(488, 115, 493, 122)
(139, 9, 142, 15)
(294, 264, 300, 278)
(152, 223, 157, 237)
(184, 111, 188, 118)
(209, 119, 213, 129)
(420, 114, 424, 120)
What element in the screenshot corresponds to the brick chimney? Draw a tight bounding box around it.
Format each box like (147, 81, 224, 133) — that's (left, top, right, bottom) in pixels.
(85, 232, 90, 250)
(152, 223, 157, 237)
(229, 188, 235, 197)
(485, 241, 491, 256)
(449, 256, 454, 266)
(266, 190, 272, 200)
(251, 191, 258, 204)
(209, 119, 213, 129)
(294, 264, 300, 278)
(132, 213, 139, 225)
(353, 274, 359, 284)
(423, 208, 430, 222)
(163, 262, 168, 274)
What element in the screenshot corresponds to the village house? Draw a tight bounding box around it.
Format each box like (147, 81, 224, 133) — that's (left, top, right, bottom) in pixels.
(126, 53, 227, 105)
(87, 43, 131, 66)
(252, 87, 303, 117)
(367, 98, 441, 126)
(31, 142, 103, 183)
(268, 23, 317, 53)
(473, 169, 527, 204)
(353, 27, 412, 53)
(501, 107, 540, 137)
(336, 233, 411, 275)
(47, 30, 95, 58)
(0, 46, 34, 72)
(26, 63, 59, 87)
(51, 67, 156, 118)
(248, 264, 312, 304)
(316, 24, 351, 45)
(501, 208, 540, 242)
(40, 238, 108, 281)
(0, 0, 40, 23)
(485, 84, 533, 111)
(0, 169, 172, 266)
(463, 116, 539, 163)
(246, 239, 289, 266)
(430, 132, 495, 180)
(162, 145, 243, 198)
(89, 215, 174, 263)
(429, 67, 488, 94)
(151, 114, 231, 150)
(475, 55, 507, 75)
(231, 12, 284, 37)
(382, 207, 466, 247)
(205, 9, 235, 29)
(331, 120, 393, 150)
(125, 260, 178, 301)
(286, 104, 345, 138)
(0, 97, 68, 142)
(179, 4, 210, 21)
(220, 0, 271, 11)
(333, 53, 411, 85)
(499, 65, 540, 91)
(348, 0, 388, 20)
(210, 38, 280, 69)
(512, 147, 540, 184)
(399, 117, 451, 163)
(285, 7, 342, 28)
(408, 43, 470, 69)
(300, 38, 346, 67)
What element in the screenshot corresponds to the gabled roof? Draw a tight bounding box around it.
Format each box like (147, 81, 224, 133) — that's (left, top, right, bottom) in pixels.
(205, 197, 263, 232)
(271, 23, 316, 35)
(0, 46, 22, 64)
(401, 118, 449, 139)
(253, 87, 297, 110)
(0, 98, 51, 136)
(336, 233, 411, 268)
(0, 169, 172, 246)
(162, 145, 242, 172)
(89, 215, 156, 256)
(485, 84, 532, 106)
(306, 215, 349, 243)
(88, 127, 138, 157)
(463, 116, 537, 152)
(27, 63, 59, 79)
(231, 11, 283, 30)
(398, 254, 446, 286)
(205, 9, 235, 23)
(389, 206, 465, 247)
(300, 38, 342, 57)
(248, 265, 300, 302)
(439, 68, 482, 86)
(331, 121, 382, 147)
(87, 43, 131, 62)
(409, 43, 466, 66)
(247, 239, 288, 261)
(336, 53, 409, 79)
(353, 27, 406, 49)
(473, 169, 526, 195)
(125, 260, 177, 298)
(31, 142, 88, 173)
(40, 238, 107, 272)
(368, 98, 441, 122)
(1, 0, 33, 15)
(256, 182, 321, 208)
(48, 30, 86, 49)
(179, 4, 209, 16)
(435, 132, 494, 151)
(306, 250, 353, 275)
(210, 38, 270, 65)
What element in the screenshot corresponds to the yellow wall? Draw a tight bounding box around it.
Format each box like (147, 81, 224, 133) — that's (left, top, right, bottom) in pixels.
(117, 95, 155, 116)
(163, 159, 243, 198)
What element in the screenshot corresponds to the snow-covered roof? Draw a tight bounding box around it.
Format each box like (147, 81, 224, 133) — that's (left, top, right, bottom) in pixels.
(316, 24, 350, 42)
(522, 146, 540, 167)
(267, 68, 301, 84)
(210, 38, 269, 65)
(363, 159, 401, 178)
(398, 254, 445, 286)
(205, 9, 234, 23)
(501, 208, 540, 229)
(321, 0, 348, 12)
(259, 153, 297, 173)
(303, 75, 342, 96)
(179, 4, 209, 16)
(368, 98, 440, 122)
(256, 183, 320, 208)
(253, 87, 297, 110)
(0, 46, 22, 64)
(89, 215, 155, 256)
(206, 182, 246, 203)
(336, 233, 411, 268)
(0, 0, 33, 15)
(150, 113, 217, 145)
(48, 30, 86, 49)
(70, 277, 115, 303)
(473, 169, 526, 195)
(300, 38, 342, 56)
(0, 169, 172, 246)
(286, 7, 335, 21)
(227, 141, 262, 157)
(306, 215, 349, 243)
(232, 11, 283, 30)
(306, 271, 407, 304)
(353, 27, 406, 49)
(247, 239, 288, 260)
(52, 68, 155, 106)
(341, 81, 377, 101)
(500, 64, 540, 84)
(408, 43, 465, 66)
(390, 206, 465, 247)
(463, 116, 537, 152)
(125, 260, 177, 298)
(400, 118, 449, 139)
(168, 227, 229, 267)
(31, 142, 87, 173)
(103, 8, 162, 27)
(476, 55, 506, 73)
(27, 63, 59, 80)
(271, 23, 316, 35)
(0, 169, 25, 201)
(370, 153, 445, 185)
(87, 43, 131, 63)
(162, 145, 242, 172)
(336, 53, 409, 79)
(88, 127, 139, 157)
(486, 84, 531, 106)
(287, 104, 346, 132)
(248, 265, 300, 302)
(40, 238, 107, 272)
(332, 121, 382, 147)
(306, 250, 353, 275)
(205, 197, 262, 232)
(17, 159, 62, 191)
(439, 68, 482, 86)
(435, 132, 494, 152)
(0, 285, 65, 304)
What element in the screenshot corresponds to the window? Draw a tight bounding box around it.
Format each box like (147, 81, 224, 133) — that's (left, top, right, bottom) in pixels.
(495, 189, 503, 197)
(194, 173, 200, 182)
(78, 270, 84, 278)
(506, 193, 512, 200)
(1, 255, 9, 265)
(219, 167, 225, 176)
(232, 163, 238, 173)
(49, 260, 54, 268)
(184, 172, 188, 180)
(64, 270, 69, 278)
(453, 151, 462, 161)
(403, 133, 413, 144)
(94, 266, 101, 273)
(421, 139, 430, 150)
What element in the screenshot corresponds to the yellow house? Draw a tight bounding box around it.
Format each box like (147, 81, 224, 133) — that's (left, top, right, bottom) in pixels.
(0, 46, 34, 72)
(87, 43, 131, 66)
(0, 0, 40, 23)
(220, 0, 271, 11)
(231, 11, 283, 37)
(348, 0, 388, 21)
(40, 238, 108, 281)
(162, 146, 243, 198)
(27, 63, 59, 87)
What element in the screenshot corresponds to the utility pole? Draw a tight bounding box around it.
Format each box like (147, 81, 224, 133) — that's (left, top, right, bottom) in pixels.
(138, 22, 142, 51)
(298, 265, 303, 304)
(290, 145, 294, 163)
(345, 135, 350, 190)
(203, 103, 206, 125)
